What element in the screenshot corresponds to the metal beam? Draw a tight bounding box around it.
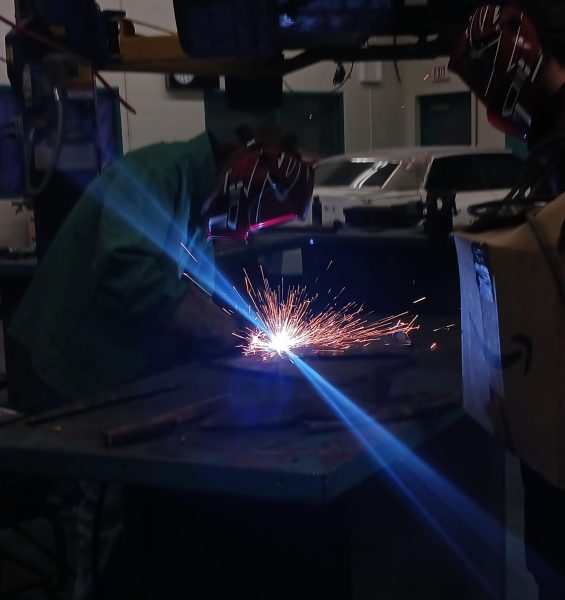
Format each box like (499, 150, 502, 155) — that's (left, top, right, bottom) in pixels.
(103, 32, 454, 78)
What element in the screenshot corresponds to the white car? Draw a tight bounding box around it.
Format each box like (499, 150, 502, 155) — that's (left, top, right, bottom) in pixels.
(302, 146, 524, 229)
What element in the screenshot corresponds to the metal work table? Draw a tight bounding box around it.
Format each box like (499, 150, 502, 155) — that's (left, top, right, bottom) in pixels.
(0, 323, 506, 599)
(0, 313, 461, 500)
(0, 244, 504, 599)
(0, 361, 459, 503)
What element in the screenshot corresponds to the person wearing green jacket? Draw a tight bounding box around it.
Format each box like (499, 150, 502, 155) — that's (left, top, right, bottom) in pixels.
(6, 127, 314, 600)
(8, 128, 314, 406)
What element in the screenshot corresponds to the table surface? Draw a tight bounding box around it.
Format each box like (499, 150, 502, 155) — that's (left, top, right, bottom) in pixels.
(0, 316, 462, 504)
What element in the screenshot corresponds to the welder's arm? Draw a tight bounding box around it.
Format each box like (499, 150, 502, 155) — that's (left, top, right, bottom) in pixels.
(170, 280, 238, 352)
(95, 245, 184, 324)
(90, 166, 193, 329)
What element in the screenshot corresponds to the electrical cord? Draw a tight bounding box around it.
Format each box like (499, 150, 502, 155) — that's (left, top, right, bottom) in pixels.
(333, 61, 346, 85)
(283, 61, 353, 94)
(393, 35, 402, 84)
(24, 87, 64, 197)
(282, 79, 295, 92)
(332, 61, 354, 93)
(466, 135, 565, 227)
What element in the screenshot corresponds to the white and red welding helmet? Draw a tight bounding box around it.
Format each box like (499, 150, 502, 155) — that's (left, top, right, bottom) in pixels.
(449, 4, 545, 140)
(206, 141, 314, 241)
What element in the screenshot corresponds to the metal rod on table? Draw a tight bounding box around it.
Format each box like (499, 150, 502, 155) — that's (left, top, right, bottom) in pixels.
(104, 394, 230, 447)
(27, 383, 184, 426)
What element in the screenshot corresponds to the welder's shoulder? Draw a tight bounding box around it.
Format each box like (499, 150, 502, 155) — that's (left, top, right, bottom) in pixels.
(121, 134, 212, 171)
(91, 134, 215, 205)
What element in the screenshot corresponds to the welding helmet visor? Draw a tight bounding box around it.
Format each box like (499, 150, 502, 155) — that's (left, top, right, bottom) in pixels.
(449, 4, 545, 140)
(206, 141, 314, 241)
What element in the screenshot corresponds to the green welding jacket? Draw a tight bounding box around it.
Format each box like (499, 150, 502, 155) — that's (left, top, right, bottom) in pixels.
(9, 133, 218, 401)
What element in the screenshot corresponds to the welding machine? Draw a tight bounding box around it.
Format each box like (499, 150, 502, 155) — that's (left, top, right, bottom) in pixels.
(5, 0, 123, 256)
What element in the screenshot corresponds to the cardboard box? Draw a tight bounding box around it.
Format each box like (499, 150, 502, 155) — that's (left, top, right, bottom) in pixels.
(454, 194, 565, 487)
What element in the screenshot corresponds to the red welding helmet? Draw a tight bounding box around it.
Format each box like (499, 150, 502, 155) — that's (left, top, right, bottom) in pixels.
(205, 142, 314, 241)
(449, 4, 545, 140)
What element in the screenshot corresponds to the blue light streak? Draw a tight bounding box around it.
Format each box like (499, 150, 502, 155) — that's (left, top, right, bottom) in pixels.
(291, 355, 504, 599)
(279, 14, 296, 28)
(83, 157, 550, 592)
(86, 161, 266, 330)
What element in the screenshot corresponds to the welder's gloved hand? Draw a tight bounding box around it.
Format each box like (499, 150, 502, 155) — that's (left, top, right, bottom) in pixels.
(171, 283, 238, 358)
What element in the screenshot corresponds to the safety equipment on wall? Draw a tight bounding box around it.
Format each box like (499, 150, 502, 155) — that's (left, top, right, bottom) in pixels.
(21, 63, 65, 199)
(448, 4, 545, 140)
(205, 138, 314, 241)
(5, 7, 104, 201)
(15, 57, 100, 202)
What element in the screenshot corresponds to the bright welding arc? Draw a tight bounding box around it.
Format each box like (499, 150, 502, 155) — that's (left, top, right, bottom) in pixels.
(237, 270, 418, 359)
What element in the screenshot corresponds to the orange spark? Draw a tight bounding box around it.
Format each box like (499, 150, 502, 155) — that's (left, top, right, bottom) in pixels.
(237, 271, 418, 359)
(432, 323, 456, 332)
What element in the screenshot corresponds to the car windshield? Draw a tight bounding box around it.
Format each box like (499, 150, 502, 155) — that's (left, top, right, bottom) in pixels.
(314, 160, 373, 186)
(314, 152, 522, 192)
(315, 159, 398, 188)
(357, 161, 398, 187)
(381, 156, 429, 191)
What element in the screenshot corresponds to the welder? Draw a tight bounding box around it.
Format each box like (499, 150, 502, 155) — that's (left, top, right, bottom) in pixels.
(8, 127, 314, 403)
(6, 125, 314, 599)
(449, 2, 565, 597)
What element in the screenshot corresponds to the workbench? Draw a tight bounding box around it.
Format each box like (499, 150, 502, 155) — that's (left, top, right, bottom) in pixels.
(0, 318, 506, 599)
(0, 233, 506, 599)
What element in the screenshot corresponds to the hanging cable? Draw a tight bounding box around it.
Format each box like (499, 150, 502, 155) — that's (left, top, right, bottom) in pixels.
(332, 61, 354, 93)
(24, 87, 64, 197)
(283, 79, 295, 92)
(284, 60, 354, 95)
(393, 35, 402, 84)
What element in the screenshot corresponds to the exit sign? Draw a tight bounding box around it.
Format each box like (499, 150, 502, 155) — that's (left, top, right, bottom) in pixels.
(433, 65, 450, 82)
